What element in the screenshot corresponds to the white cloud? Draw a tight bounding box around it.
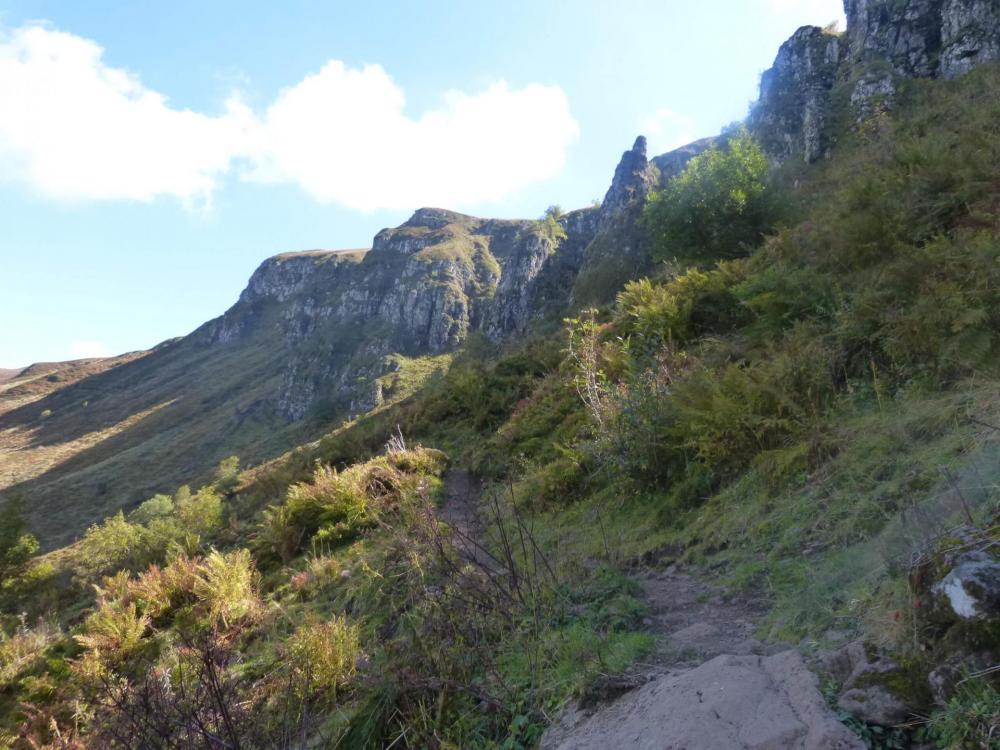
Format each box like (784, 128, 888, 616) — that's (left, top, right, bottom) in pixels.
(0, 25, 255, 205)
(638, 108, 699, 156)
(0, 24, 579, 211)
(247, 63, 578, 210)
(767, 0, 846, 29)
(69, 340, 112, 359)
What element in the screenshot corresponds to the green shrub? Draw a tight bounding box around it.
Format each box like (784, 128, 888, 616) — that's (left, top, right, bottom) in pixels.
(285, 465, 371, 539)
(734, 259, 838, 338)
(174, 485, 224, 539)
(76, 512, 147, 579)
(215, 455, 241, 494)
(615, 261, 749, 353)
(255, 504, 303, 564)
(128, 494, 174, 526)
(837, 232, 1000, 378)
(644, 128, 780, 262)
(0, 498, 40, 585)
(670, 326, 837, 476)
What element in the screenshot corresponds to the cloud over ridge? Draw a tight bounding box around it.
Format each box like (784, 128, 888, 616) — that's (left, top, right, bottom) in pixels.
(0, 24, 579, 211)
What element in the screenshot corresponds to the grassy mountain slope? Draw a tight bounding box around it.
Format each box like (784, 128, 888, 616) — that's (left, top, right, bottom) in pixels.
(1, 51, 999, 750)
(0, 205, 605, 551)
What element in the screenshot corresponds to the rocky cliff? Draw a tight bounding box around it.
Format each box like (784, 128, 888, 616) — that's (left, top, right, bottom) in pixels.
(751, 0, 1000, 162)
(192, 133, 721, 423)
(200, 205, 601, 420)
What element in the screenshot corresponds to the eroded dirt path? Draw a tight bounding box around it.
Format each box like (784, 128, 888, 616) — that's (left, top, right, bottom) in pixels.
(440, 469, 492, 566)
(441, 470, 774, 668)
(636, 567, 777, 669)
(438, 471, 861, 749)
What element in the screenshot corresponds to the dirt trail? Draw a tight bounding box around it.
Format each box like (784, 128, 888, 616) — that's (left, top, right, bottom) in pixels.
(636, 567, 780, 669)
(440, 470, 494, 567)
(442, 471, 773, 669)
(439, 471, 861, 749)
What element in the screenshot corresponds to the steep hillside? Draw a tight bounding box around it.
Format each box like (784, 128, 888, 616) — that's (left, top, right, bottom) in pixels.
(0, 133, 699, 550)
(1, 2, 999, 748)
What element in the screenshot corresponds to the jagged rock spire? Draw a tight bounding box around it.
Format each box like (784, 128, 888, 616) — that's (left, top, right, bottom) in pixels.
(602, 135, 656, 213)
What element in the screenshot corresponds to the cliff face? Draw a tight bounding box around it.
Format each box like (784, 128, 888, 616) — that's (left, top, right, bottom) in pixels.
(193, 134, 710, 421)
(200, 204, 605, 420)
(846, 0, 1000, 78)
(749, 26, 843, 163)
(751, 0, 1000, 162)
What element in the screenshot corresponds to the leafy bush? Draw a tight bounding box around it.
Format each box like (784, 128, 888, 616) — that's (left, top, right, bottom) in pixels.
(214, 455, 241, 494)
(670, 326, 837, 476)
(128, 494, 174, 526)
(174, 485, 224, 539)
(0, 497, 40, 584)
(76, 512, 147, 579)
(644, 129, 780, 262)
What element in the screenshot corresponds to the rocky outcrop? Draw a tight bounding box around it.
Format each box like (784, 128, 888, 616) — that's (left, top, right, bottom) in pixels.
(845, 0, 1000, 78)
(940, 0, 1000, 76)
(749, 26, 843, 162)
(650, 136, 716, 183)
(202, 133, 712, 421)
(601, 136, 657, 212)
(750, 0, 1000, 161)
(844, 0, 945, 77)
(932, 550, 1000, 618)
(541, 651, 864, 750)
(821, 642, 918, 726)
(570, 138, 659, 304)
(202, 203, 604, 420)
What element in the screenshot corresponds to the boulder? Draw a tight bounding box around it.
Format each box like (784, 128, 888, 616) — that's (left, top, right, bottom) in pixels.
(540, 651, 864, 750)
(820, 641, 920, 726)
(932, 551, 1000, 619)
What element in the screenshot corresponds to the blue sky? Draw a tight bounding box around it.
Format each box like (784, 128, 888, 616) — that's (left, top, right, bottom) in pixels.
(0, 0, 845, 368)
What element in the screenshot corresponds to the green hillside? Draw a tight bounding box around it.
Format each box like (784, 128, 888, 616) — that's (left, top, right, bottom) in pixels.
(1, 61, 998, 748)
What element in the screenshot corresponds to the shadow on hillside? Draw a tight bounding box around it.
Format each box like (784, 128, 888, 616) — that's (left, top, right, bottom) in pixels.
(0, 337, 304, 549)
(0, 339, 202, 446)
